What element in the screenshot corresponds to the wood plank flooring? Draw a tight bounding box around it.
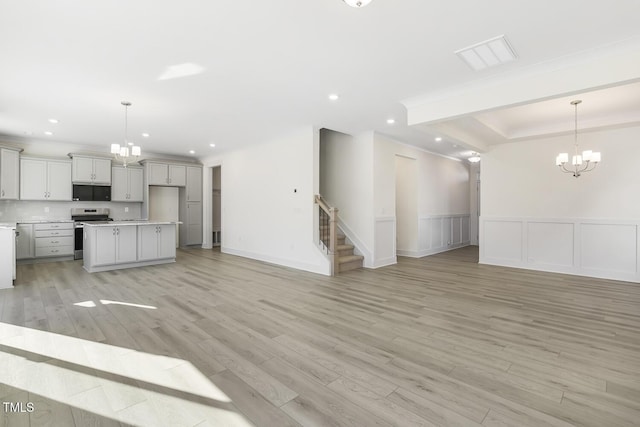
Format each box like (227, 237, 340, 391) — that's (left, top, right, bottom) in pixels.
(1, 246, 639, 426)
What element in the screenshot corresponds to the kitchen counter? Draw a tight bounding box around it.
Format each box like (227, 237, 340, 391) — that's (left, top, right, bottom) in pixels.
(0, 222, 17, 229)
(17, 219, 74, 224)
(83, 221, 177, 273)
(82, 220, 181, 227)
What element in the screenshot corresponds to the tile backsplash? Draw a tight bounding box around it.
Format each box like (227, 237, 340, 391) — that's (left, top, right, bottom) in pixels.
(0, 200, 142, 222)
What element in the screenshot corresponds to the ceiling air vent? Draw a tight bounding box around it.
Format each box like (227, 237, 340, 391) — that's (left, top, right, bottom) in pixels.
(455, 35, 517, 71)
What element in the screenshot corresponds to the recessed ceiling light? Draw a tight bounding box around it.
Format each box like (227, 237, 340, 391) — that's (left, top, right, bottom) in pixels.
(44, 131, 53, 136)
(142, 133, 150, 138)
(328, 94, 339, 101)
(48, 119, 59, 124)
(209, 143, 216, 147)
(189, 150, 195, 154)
(435, 137, 442, 142)
(387, 119, 395, 125)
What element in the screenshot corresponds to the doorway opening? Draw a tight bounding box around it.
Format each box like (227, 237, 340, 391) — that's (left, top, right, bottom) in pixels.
(212, 166, 221, 247)
(395, 155, 418, 255)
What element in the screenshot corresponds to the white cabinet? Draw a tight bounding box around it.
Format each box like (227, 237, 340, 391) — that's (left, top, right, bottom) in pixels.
(33, 222, 74, 258)
(91, 225, 137, 266)
(0, 148, 20, 200)
(16, 223, 34, 259)
(147, 162, 186, 186)
(138, 224, 176, 261)
(112, 166, 143, 202)
(20, 158, 72, 201)
(185, 202, 202, 246)
(186, 166, 202, 202)
(72, 156, 112, 185)
(0, 228, 15, 289)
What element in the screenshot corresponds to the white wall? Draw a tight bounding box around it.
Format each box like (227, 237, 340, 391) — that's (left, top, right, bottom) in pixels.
(319, 129, 375, 266)
(374, 134, 471, 259)
(481, 125, 640, 283)
(469, 161, 480, 245)
(203, 127, 330, 275)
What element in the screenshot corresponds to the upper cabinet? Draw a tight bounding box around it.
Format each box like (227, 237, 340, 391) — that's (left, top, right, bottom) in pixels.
(71, 155, 111, 185)
(20, 157, 72, 201)
(0, 147, 21, 200)
(112, 166, 143, 202)
(186, 166, 202, 202)
(147, 162, 186, 186)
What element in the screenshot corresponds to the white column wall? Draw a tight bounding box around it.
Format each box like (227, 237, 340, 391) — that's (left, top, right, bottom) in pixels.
(202, 127, 330, 275)
(480, 125, 640, 283)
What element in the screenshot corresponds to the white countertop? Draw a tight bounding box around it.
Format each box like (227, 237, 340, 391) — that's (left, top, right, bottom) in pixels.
(17, 219, 74, 224)
(0, 223, 16, 230)
(82, 220, 181, 227)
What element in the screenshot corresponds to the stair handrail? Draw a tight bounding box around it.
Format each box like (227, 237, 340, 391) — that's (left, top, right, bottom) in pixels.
(315, 194, 339, 275)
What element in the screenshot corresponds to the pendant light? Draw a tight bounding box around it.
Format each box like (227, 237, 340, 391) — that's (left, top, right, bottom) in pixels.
(555, 100, 601, 178)
(110, 101, 141, 167)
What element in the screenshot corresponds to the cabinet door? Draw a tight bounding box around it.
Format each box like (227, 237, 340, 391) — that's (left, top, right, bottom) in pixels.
(16, 224, 34, 259)
(148, 163, 168, 185)
(111, 167, 129, 201)
(186, 166, 202, 202)
(158, 224, 177, 258)
(168, 165, 186, 186)
(115, 226, 137, 263)
(137, 225, 159, 261)
(186, 202, 202, 245)
(20, 159, 48, 200)
(0, 149, 20, 200)
(92, 158, 112, 184)
(128, 168, 144, 202)
(72, 157, 95, 183)
(47, 161, 72, 200)
(93, 227, 117, 266)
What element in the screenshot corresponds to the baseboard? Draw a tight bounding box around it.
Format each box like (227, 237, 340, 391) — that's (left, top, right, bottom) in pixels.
(398, 242, 471, 258)
(222, 246, 331, 276)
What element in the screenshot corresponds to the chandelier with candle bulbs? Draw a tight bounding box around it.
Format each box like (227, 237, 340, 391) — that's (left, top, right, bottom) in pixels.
(110, 101, 141, 167)
(555, 100, 601, 178)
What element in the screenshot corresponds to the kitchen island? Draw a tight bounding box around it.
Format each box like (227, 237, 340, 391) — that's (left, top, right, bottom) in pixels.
(0, 223, 16, 288)
(83, 221, 179, 273)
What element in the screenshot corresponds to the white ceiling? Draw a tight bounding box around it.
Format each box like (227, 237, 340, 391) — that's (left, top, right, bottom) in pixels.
(1, 1, 639, 160)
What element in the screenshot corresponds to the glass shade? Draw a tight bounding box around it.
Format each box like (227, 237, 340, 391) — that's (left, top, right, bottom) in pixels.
(131, 146, 141, 156)
(590, 152, 601, 162)
(120, 147, 129, 157)
(557, 153, 568, 164)
(111, 144, 121, 154)
(572, 155, 582, 166)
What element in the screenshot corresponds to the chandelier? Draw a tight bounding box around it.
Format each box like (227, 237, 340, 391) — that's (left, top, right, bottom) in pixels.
(555, 100, 600, 178)
(343, 0, 372, 7)
(110, 101, 141, 167)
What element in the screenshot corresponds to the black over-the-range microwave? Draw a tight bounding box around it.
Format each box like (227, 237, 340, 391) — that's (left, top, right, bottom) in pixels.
(72, 185, 112, 201)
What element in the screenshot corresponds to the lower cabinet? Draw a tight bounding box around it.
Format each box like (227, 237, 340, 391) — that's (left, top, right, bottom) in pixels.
(83, 223, 176, 272)
(138, 224, 176, 261)
(92, 226, 137, 266)
(16, 224, 34, 259)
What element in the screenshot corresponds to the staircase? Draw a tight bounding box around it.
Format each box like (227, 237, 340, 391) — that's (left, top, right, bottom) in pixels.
(336, 234, 364, 273)
(315, 194, 363, 275)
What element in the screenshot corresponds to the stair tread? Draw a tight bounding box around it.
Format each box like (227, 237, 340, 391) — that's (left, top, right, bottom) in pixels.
(338, 254, 364, 263)
(337, 244, 354, 250)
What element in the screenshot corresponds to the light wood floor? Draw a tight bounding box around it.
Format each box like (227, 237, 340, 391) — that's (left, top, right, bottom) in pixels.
(1, 246, 639, 426)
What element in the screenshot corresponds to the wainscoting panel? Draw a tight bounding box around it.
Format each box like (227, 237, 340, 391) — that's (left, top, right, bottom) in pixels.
(581, 223, 637, 274)
(374, 216, 397, 268)
(483, 220, 523, 262)
(527, 222, 574, 268)
(481, 217, 640, 283)
(400, 214, 471, 258)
